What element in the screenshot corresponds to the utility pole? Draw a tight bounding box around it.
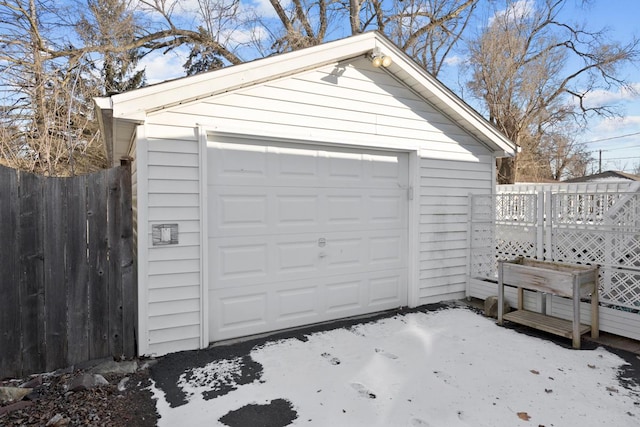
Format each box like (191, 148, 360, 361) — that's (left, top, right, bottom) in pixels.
(598, 150, 602, 173)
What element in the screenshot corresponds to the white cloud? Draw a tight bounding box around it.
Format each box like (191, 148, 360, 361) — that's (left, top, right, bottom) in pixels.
(489, 0, 535, 26)
(443, 55, 464, 66)
(245, 0, 290, 19)
(590, 115, 640, 134)
(582, 83, 640, 107)
(137, 49, 189, 84)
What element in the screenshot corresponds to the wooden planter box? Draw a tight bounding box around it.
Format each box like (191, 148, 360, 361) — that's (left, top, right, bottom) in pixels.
(497, 257, 599, 349)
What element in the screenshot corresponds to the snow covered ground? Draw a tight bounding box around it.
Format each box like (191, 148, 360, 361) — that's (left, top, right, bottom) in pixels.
(151, 307, 640, 426)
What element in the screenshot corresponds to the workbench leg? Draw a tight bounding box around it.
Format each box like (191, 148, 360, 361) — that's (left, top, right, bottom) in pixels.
(573, 279, 581, 349)
(517, 287, 524, 311)
(591, 284, 599, 339)
(498, 268, 504, 326)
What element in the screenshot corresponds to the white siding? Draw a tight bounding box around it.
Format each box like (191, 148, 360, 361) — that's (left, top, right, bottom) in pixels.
(418, 156, 493, 304)
(143, 124, 202, 355)
(137, 57, 497, 354)
(151, 58, 486, 157)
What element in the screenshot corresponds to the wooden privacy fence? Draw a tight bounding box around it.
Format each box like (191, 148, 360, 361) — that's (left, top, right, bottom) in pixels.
(0, 164, 136, 378)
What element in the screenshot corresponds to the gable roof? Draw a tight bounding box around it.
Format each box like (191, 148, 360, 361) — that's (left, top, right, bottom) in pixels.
(95, 31, 516, 164)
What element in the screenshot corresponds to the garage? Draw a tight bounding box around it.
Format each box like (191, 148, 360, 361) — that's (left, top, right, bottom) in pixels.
(95, 31, 516, 357)
(208, 137, 409, 341)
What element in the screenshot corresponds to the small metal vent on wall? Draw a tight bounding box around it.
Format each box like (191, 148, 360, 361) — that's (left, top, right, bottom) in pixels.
(152, 223, 179, 246)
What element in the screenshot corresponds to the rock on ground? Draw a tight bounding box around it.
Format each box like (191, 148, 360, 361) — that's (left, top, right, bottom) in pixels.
(0, 363, 158, 427)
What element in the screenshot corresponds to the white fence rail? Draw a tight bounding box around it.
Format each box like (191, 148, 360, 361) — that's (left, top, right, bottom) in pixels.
(468, 185, 640, 339)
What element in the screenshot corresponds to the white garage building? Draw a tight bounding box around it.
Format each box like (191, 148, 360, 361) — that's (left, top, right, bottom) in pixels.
(95, 31, 516, 357)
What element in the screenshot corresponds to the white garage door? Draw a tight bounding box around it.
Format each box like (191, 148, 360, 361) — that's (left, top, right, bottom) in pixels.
(208, 138, 409, 341)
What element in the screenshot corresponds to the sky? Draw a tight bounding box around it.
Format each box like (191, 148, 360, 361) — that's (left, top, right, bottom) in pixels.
(150, 307, 640, 426)
(560, 0, 640, 174)
(138, 0, 640, 175)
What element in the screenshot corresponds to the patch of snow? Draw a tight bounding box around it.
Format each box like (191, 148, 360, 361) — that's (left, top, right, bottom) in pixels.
(151, 308, 640, 426)
(177, 357, 246, 400)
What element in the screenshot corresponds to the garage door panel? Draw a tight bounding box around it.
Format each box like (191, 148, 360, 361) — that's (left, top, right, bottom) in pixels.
(209, 141, 268, 182)
(276, 286, 321, 321)
(369, 194, 405, 225)
(211, 270, 407, 341)
(214, 193, 268, 230)
(325, 280, 363, 313)
(326, 195, 363, 224)
(277, 195, 319, 226)
(324, 237, 364, 269)
(211, 229, 406, 290)
(326, 152, 365, 181)
(275, 147, 321, 179)
(370, 274, 405, 306)
(215, 291, 268, 332)
(209, 141, 407, 189)
(211, 187, 405, 236)
(276, 240, 320, 274)
(208, 139, 409, 342)
(216, 242, 268, 280)
(370, 235, 404, 265)
(370, 154, 403, 182)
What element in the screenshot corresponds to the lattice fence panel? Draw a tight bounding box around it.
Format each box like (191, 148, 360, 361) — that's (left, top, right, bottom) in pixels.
(550, 192, 640, 309)
(470, 193, 537, 280)
(603, 268, 640, 309)
(470, 222, 495, 279)
(496, 225, 536, 256)
(552, 229, 607, 265)
(495, 193, 538, 223)
(470, 195, 495, 279)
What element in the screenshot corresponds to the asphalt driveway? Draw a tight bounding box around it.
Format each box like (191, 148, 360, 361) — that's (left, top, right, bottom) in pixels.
(148, 303, 640, 427)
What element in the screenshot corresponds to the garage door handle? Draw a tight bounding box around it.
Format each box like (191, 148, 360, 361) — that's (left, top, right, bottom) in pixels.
(319, 252, 327, 258)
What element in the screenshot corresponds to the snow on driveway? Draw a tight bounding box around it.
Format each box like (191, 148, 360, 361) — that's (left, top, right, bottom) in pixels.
(151, 307, 640, 426)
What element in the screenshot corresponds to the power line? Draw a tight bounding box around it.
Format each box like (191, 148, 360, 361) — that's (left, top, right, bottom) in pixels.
(599, 156, 640, 161)
(575, 131, 640, 145)
(587, 143, 640, 154)
(603, 143, 640, 152)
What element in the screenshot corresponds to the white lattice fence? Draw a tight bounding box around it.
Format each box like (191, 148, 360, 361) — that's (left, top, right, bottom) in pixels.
(469, 191, 640, 310)
(550, 192, 640, 309)
(470, 193, 539, 280)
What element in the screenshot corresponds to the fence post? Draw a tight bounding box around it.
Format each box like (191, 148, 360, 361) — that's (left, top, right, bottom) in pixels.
(536, 191, 544, 260)
(544, 191, 553, 261)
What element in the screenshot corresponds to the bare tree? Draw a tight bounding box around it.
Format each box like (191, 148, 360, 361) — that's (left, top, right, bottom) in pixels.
(77, 0, 146, 94)
(0, 0, 148, 175)
(0, 0, 104, 175)
(383, 0, 476, 76)
(261, 0, 477, 77)
(466, 0, 639, 183)
(140, 0, 478, 74)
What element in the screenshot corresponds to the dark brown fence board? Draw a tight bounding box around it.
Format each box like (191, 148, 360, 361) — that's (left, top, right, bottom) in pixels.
(0, 164, 135, 378)
(65, 175, 90, 365)
(43, 178, 68, 371)
(108, 168, 124, 358)
(119, 165, 136, 358)
(87, 171, 109, 360)
(0, 167, 20, 378)
(17, 172, 46, 376)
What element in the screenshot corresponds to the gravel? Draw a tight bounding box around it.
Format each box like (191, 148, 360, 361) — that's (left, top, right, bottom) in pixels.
(0, 365, 158, 426)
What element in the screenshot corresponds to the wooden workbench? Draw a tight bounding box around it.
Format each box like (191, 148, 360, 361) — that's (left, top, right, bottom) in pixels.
(497, 258, 599, 349)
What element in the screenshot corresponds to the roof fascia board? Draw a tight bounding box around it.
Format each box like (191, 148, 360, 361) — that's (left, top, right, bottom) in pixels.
(108, 32, 380, 119)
